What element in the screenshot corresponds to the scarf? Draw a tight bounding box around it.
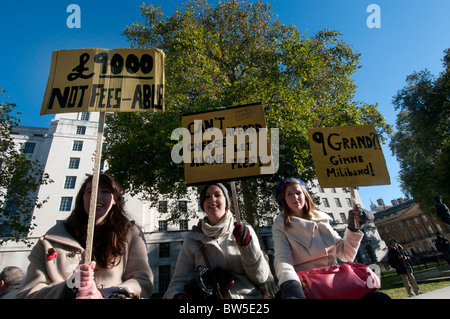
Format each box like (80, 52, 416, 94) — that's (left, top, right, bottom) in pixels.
(201, 211, 234, 239)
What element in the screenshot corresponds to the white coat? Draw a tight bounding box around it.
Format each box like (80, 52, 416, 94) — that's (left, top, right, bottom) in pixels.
(163, 212, 270, 299)
(272, 211, 363, 286)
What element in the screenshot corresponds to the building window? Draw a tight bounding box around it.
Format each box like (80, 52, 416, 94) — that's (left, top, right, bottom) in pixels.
(418, 228, 426, 238)
(158, 220, 168, 231)
(334, 198, 342, 207)
(318, 186, 325, 193)
(158, 265, 171, 292)
(346, 198, 352, 207)
(80, 112, 90, 121)
(330, 188, 337, 193)
(340, 213, 347, 223)
(72, 140, 83, 151)
(158, 201, 168, 213)
(159, 243, 170, 258)
(403, 232, 410, 241)
(322, 198, 330, 208)
(76, 126, 86, 135)
(179, 220, 188, 230)
(64, 176, 77, 189)
(59, 197, 73, 211)
(23, 142, 36, 154)
(179, 201, 187, 212)
(68, 158, 80, 169)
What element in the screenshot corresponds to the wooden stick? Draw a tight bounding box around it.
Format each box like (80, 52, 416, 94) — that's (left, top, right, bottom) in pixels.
(84, 112, 106, 264)
(349, 187, 360, 229)
(230, 181, 241, 224)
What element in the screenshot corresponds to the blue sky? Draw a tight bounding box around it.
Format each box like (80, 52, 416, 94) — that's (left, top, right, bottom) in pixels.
(1, 0, 449, 210)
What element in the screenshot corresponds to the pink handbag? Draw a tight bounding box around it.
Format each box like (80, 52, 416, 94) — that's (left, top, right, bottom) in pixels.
(296, 261, 381, 299)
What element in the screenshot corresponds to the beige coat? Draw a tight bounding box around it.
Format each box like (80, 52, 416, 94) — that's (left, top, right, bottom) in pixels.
(272, 211, 363, 286)
(17, 221, 153, 299)
(163, 212, 270, 299)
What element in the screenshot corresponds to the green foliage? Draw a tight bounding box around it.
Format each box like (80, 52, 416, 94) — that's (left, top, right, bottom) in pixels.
(104, 0, 391, 230)
(0, 89, 52, 246)
(390, 48, 450, 215)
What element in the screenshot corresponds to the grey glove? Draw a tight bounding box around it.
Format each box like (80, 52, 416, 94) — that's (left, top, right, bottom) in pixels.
(280, 280, 306, 299)
(348, 204, 374, 232)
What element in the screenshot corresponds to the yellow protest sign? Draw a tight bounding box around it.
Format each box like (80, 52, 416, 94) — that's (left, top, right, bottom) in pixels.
(40, 48, 165, 115)
(308, 125, 390, 188)
(175, 103, 278, 186)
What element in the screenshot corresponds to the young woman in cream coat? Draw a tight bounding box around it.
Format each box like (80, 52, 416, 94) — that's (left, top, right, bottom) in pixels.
(163, 183, 270, 299)
(17, 174, 153, 299)
(272, 178, 364, 299)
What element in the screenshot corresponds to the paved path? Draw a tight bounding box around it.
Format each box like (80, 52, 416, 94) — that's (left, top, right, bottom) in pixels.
(408, 264, 450, 299)
(409, 285, 450, 299)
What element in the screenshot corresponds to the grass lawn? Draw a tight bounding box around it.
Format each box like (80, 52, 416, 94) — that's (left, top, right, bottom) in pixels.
(379, 262, 450, 299)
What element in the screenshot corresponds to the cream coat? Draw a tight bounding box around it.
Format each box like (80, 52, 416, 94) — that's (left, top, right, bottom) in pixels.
(163, 213, 270, 299)
(17, 221, 153, 299)
(272, 211, 363, 286)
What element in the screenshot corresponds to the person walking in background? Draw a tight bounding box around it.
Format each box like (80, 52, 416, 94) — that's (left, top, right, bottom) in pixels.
(435, 195, 450, 226)
(388, 239, 423, 297)
(434, 232, 450, 265)
(0, 266, 24, 299)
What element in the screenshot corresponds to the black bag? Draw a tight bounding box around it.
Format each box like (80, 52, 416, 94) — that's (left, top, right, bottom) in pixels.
(185, 265, 234, 299)
(184, 240, 235, 299)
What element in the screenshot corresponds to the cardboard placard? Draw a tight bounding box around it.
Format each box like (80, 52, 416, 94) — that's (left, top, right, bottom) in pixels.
(308, 125, 390, 188)
(180, 103, 276, 186)
(40, 48, 165, 115)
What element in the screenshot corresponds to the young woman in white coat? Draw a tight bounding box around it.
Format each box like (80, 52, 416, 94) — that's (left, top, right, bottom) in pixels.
(272, 178, 389, 299)
(163, 183, 270, 299)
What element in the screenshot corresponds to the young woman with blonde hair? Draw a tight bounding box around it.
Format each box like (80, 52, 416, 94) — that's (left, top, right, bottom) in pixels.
(272, 178, 384, 299)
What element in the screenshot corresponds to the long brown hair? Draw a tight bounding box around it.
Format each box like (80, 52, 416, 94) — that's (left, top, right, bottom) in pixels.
(65, 174, 132, 268)
(277, 178, 316, 229)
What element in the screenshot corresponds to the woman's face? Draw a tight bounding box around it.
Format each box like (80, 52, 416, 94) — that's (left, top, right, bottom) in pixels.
(284, 183, 306, 217)
(202, 185, 227, 225)
(83, 182, 116, 225)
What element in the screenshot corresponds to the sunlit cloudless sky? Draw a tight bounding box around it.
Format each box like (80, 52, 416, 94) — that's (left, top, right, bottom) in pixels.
(1, 0, 449, 210)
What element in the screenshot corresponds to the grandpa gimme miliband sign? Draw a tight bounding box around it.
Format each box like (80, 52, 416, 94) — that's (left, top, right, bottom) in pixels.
(40, 48, 165, 115)
(308, 125, 390, 188)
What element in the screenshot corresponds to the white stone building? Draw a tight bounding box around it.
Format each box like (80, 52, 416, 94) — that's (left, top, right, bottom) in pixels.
(0, 112, 386, 295)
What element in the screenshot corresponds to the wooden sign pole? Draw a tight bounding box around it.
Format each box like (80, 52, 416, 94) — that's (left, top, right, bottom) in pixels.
(84, 111, 106, 264)
(230, 181, 241, 224)
(349, 187, 360, 230)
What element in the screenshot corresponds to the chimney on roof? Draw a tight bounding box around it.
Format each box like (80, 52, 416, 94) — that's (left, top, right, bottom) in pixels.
(391, 199, 398, 206)
(377, 198, 385, 206)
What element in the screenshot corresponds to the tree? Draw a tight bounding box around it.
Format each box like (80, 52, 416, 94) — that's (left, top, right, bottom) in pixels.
(390, 48, 450, 215)
(0, 89, 52, 246)
(104, 0, 390, 239)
